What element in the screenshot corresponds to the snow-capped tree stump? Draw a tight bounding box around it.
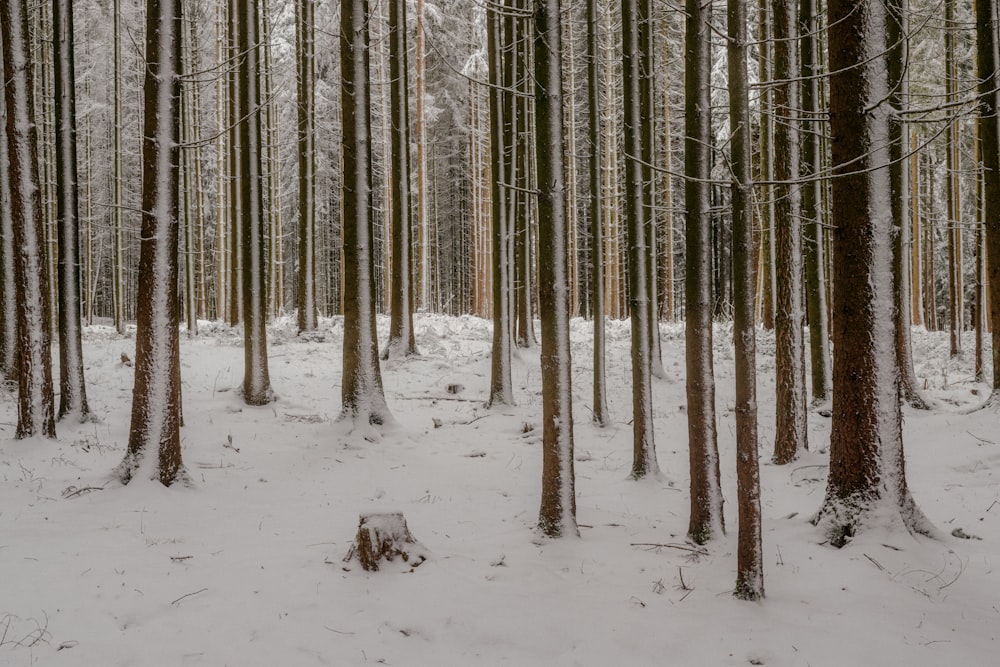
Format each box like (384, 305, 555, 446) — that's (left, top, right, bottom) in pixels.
(344, 512, 428, 571)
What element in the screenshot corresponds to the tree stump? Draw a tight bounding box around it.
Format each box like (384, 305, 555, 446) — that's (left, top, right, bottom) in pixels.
(344, 512, 428, 571)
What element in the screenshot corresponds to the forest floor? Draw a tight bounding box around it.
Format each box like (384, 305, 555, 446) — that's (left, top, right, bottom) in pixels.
(0, 315, 997, 666)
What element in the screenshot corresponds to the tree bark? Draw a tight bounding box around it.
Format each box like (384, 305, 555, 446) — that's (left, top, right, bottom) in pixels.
(340, 0, 391, 427)
(729, 0, 763, 600)
(2, 0, 57, 440)
(120, 0, 184, 485)
(0, 59, 18, 381)
(814, 0, 932, 545)
(587, 0, 608, 426)
(685, 0, 724, 542)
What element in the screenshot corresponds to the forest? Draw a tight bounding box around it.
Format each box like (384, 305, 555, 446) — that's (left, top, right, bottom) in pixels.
(1, 0, 998, 664)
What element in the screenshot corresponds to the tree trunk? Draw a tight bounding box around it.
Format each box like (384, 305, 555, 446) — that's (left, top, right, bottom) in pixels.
(238, 0, 272, 406)
(975, 0, 1000, 397)
(814, 0, 932, 545)
(0, 58, 18, 381)
(623, 0, 659, 478)
(771, 0, 808, 464)
(800, 0, 830, 402)
(2, 0, 57, 439)
(382, 0, 417, 358)
(757, 0, 776, 330)
(534, 0, 578, 538)
(685, 0, 724, 543)
(729, 0, 763, 600)
(295, 0, 317, 332)
(486, 1, 514, 407)
(945, 0, 962, 357)
(53, 0, 90, 420)
(119, 0, 184, 485)
(112, 0, 127, 334)
(340, 0, 391, 427)
(587, 0, 608, 426)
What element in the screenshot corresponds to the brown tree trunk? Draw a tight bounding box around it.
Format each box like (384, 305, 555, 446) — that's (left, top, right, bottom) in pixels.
(587, 0, 608, 425)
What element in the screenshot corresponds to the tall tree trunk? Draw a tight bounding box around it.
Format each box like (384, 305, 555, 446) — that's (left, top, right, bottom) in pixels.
(340, 0, 391, 427)
(910, 131, 924, 327)
(228, 0, 244, 326)
(587, 0, 608, 426)
(119, 0, 184, 485)
(945, 0, 962, 357)
(685, 0, 724, 542)
(486, 0, 514, 407)
(238, 0, 272, 406)
(640, 0, 663, 378)
(975, 0, 1000, 398)
(800, 0, 830, 402)
(296, 0, 317, 332)
(888, 0, 929, 408)
(757, 0, 776, 330)
(772, 0, 808, 464)
(2, 0, 57, 439)
(0, 56, 18, 381)
(534, 0, 578, 538)
(113, 0, 127, 334)
(729, 0, 763, 601)
(814, 0, 932, 545)
(383, 0, 417, 358)
(53, 0, 90, 420)
(416, 0, 430, 312)
(623, 0, 658, 478)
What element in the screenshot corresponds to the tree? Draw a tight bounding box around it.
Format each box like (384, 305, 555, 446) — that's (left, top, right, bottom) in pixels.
(534, 0, 577, 538)
(0, 79, 16, 382)
(118, 0, 185, 485)
(53, 0, 91, 421)
(486, 0, 514, 407)
(2, 0, 57, 440)
(296, 0, 317, 332)
(382, 0, 418, 359)
(237, 0, 272, 406)
(623, 0, 658, 478)
(771, 0, 808, 465)
(975, 0, 1000, 401)
(684, 0, 724, 542)
(586, 0, 608, 426)
(814, 0, 932, 545)
(800, 0, 830, 402)
(340, 0, 391, 427)
(728, 0, 763, 600)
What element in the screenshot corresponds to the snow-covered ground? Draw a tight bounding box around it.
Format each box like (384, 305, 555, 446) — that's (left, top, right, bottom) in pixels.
(1, 315, 997, 666)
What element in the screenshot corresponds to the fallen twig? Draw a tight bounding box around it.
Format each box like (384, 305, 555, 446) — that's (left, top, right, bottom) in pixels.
(631, 542, 709, 556)
(170, 588, 208, 606)
(864, 554, 885, 571)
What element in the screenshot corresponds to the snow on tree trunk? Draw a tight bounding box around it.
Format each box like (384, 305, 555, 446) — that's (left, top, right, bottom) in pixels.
(975, 0, 1000, 398)
(0, 77, 18, 381)
(344, 512, 428, 571)
(119, 0, 184, 486)
(622, 0, 658, 479)
(728, 0, 763, 601)
(53, 0, 91, 421)
(534, 0, 578, 538)
(684, 0, 724, 543)
(382, 0, 418, 360)
(586, 0, 608, 426)
(238, 0, 272, 406)
(486, 1, 514, 408)
(296, 0, 317, 333)
(2, 0, 57, 440)
(339, 0, 391, 429)
(772, 0, 808, 465)
(814, 0, 933, 545)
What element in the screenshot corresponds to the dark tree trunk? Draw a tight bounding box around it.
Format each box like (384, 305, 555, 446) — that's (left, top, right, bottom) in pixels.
(53, 0, 90, 421)
(340, 0, 390, 427)
(772, 0, 808, 464)
(382, 0, 417, 359)
(623, 0, 658, 478)
(238, 0, 272, 405)
(119, 0, 184, 485)
(729, 0, 763, 600)
(0, 74, 17, 381)
(296, 0, 317, 332)
(975, 0, 1000, 398)
(486, 0, 514, 407)
(2, 0, 57, 439)
(814, 0, 932, 545)
(534, 0, 577, 538)
(587, 0, 608, 426)
(685, 0, 724, 542)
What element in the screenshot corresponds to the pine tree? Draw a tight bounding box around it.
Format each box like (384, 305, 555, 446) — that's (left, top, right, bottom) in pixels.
(296, 0, 317, 332)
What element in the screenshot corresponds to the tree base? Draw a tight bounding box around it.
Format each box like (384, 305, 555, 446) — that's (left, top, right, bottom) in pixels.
(812, 490, 937, 548)
(344, 512, 428, 572)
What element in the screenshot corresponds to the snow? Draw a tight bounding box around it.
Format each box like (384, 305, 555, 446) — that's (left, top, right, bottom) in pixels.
(0, 315, 997, 665)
